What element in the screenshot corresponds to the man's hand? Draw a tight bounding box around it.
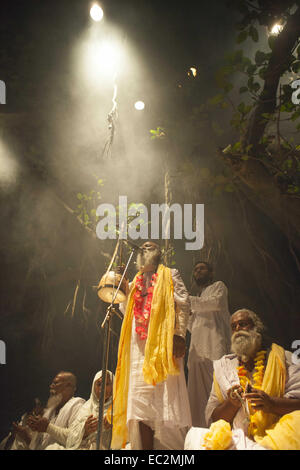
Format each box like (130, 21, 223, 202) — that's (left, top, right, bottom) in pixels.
(27, 415, 49, 433)
(226, 385, 243, 409)
(244, 388, 274, 413)
(12, 423, 31, 445)
(84, 415, 98, 438)
(173, 335, 186, 358)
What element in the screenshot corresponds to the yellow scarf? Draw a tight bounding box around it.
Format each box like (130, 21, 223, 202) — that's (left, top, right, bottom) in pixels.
(111, 264, 179, 449)
(250, 343, 285, 439)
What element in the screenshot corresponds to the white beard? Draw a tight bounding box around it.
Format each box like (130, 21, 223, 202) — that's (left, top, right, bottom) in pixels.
(231, 329, 262, 363)
(136, 248, 160, 271)
(46, 392, 63, 411)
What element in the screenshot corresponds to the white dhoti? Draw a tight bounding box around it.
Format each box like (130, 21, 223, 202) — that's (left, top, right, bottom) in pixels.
(187, 351, 213, 427)
(127, 319, 192, 450)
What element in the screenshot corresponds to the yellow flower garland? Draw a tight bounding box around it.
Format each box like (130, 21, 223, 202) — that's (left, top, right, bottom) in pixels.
(237, 350, 267, 390)
(203, 420, 233, 450)
(237, 350, 267, 436)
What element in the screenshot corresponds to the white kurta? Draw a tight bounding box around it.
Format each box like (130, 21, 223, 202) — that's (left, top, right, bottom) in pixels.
(185, 349, 300, 450)
(45, 371, 114, 450)
(187, 281, 231, 427)
(29, 396, 85, 450)
(126, 269, 192, 450)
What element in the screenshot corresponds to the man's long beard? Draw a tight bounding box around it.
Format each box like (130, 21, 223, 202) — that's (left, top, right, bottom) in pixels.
(231, 329, 262, 363)
(136, 248, 160, 271)
(46, 392, 63, 411)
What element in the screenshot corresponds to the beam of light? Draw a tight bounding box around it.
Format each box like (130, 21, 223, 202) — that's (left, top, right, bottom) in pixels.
(85, 40, 122, 82)
(134, 101, 145, 111)
(270, 23, 283, 35)
(0, 140, 19, 188)
(90, 4, 104, 22)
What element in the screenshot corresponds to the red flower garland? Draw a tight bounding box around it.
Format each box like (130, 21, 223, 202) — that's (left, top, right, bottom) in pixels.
(133, 272, 158, 340)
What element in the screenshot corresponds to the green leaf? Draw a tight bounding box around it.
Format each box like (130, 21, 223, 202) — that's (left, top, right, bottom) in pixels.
(255, 51, 264, 66)
(225, 183, 235, 193)
(261, 112, 275, 121)
(232, 141, 242, 152)
(209, 93, 224, 105)
(291, 61, 300, 73)
(246, 64, 257, 75)
(236, 30, 248, 44)
(291, 110, 300, 121)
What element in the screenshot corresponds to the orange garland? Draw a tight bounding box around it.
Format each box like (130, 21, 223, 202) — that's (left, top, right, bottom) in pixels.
(237, 350, 267, 437)
(237, 350, 267, 391)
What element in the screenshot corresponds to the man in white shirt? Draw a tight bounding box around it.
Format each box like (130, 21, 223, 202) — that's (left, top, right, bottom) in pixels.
(25, 371, 85, 449)
(187, 261, 231, 427)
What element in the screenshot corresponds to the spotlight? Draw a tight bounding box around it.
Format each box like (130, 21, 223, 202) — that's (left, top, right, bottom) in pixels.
(188, 67, 197, 77)
(134, 101, 145, 111)
(270, 23, 283, 35)
(86, 40, 121, 80)
(90, 3, 104, 22)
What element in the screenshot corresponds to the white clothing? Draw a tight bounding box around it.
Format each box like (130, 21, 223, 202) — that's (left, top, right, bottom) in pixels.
(0, 413, 34, 450)
(185, 349, 300, 450)
(187, 281, 231, 426)
(205, 350, 300, 430)
(185, 426, 266, 450)
(62, 370, 113, 450)
(29, 396, 85, 450)
(125, 268, 192, 450)
(188, 281, 231, 360)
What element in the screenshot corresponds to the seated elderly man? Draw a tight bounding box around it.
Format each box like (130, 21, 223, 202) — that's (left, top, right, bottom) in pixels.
(18, 371, 85, 450)
(45, 370, 114, 450)
(185, 309, 300, 450)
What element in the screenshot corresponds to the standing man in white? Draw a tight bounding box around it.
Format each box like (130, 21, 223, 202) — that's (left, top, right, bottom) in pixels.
(187, 261, 231, 427)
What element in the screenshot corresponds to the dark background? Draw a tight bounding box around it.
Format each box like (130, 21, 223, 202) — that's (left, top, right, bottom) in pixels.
(1, 0, 299, 441)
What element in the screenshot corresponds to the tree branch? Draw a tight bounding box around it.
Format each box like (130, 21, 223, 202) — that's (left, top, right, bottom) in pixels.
(244, 7, 300, 148)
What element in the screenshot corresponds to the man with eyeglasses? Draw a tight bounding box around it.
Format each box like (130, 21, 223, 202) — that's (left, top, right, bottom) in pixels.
(185, 309, 300, 450)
